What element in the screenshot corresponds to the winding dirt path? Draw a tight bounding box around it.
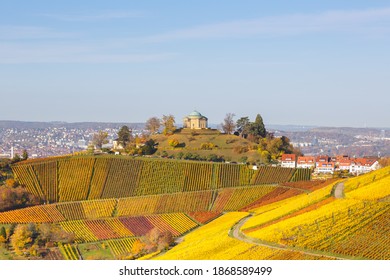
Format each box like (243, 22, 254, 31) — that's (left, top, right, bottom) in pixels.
(230, 214, 351, 260)
(334, 182, 345, 199)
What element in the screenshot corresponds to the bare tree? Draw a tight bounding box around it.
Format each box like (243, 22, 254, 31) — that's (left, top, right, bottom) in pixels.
(145, 117, 161, 134)
(92, 130, 109, 149)
(221, 113, 236, 134)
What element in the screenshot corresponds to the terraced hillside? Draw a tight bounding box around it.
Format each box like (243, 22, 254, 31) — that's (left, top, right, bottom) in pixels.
(11, 156, 310, 203)
(3, 156, 389, 260)
(152, 166, 390, 260)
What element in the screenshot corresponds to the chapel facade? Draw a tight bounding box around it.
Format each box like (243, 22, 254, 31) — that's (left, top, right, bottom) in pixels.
(183, 110, 208, 129)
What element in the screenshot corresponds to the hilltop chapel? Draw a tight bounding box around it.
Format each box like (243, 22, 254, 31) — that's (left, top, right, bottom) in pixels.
(183, 110, 209, 129)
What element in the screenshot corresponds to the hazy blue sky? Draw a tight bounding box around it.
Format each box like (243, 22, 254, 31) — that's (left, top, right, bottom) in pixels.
(0, 1, 389, 127)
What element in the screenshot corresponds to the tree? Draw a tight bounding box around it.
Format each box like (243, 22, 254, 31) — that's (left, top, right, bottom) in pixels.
(131, 239, 146, 257)
(141, 139, 157, 155)
(145, 117, 161, 134)
(236, 117, 250, 137)
(162, 115, 176, 136)
(221, 113, 236, 134)
(0, 185, 40, 212)
(37, 223, 74, 245)
(117, 126, 132, 147)
(5, 178, 17, 188)
(87, 143, 95, 154)
(10, 224, 34, 255)
(11, 154, 21, 164)
(92, 131, 109, 149)
(142, 228, 173, 252)
(22, 149, 28, 161)
(0, 226, 6, 243)
(379, 157, 390, 167)
(249, 114, 267, 138)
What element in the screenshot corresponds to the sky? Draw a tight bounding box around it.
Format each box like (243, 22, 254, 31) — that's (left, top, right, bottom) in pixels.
(0, 0, 389, 128)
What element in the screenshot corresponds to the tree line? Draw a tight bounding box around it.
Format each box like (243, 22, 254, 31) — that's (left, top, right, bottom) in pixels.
(221, 113, 302, 163)
(91, 112, 300, 163)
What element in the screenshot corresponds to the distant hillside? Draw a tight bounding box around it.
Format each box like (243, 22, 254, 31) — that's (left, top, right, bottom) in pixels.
(0, 120, 144, 130)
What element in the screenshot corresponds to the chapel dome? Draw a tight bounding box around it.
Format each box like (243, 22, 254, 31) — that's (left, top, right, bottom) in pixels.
(188, 110, 203, 118)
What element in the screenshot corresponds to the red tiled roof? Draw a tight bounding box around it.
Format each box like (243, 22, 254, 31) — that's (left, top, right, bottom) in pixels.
(281, 154, 296, 161)
(316, 155, 331, 163)
(352, 158, 378, 167)
(317, 162, 335, 168)
(297, 156, 315, 164)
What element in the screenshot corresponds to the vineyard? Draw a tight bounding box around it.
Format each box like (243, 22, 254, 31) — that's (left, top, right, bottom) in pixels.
(11, 156, 310, 203)
(2, 155, 389, 260)
(151, 166, 390, 260)
(57, 213, 198, 243)
(154, 212, 334, 260)
(0, 185, 283, 224)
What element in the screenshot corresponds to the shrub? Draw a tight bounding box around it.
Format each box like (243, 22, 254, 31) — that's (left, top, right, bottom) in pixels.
(240, 156, 248, 164)
(168, 138, 180, 148)
(200, 142, 215, 150)
(176, 152, 184, 159)
(5, 179, 18, 188)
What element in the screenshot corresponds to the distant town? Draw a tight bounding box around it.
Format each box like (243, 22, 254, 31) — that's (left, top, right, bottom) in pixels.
(0, 121, 145, 158)
(0, 120, 389, 166)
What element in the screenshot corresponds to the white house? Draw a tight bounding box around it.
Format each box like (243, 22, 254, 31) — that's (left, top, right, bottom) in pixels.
(314, 155, 334, 174)
(315, 162, 335, 174)
(281, 154, 296, 168)
(349, 158, 380, 174)
(297, 156, 316, 169)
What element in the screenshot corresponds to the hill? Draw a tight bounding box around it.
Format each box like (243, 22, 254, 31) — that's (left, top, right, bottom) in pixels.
(151, 129, 264, 163)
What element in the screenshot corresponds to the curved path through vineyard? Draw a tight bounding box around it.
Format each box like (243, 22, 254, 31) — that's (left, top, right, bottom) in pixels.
(230, 214, 351, 260)
(334, 182, 345, 199)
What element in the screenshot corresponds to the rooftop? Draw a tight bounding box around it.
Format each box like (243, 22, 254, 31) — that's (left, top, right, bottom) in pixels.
(187, 110, 206, 119)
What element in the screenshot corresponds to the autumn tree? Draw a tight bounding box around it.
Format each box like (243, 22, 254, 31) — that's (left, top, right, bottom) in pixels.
(145, 117, 161, 134)
(162, 115, 176, 136)
(5, 178, 17, 188)
(0, 185, 40, 211)
(10, 224, 34, 255)
(221, 113, 236, 134)
(92, 130, 109, 149)
(130, 239, 146, 258)
(379, 157, 390, 167)
(37, 223, 74, 246)
(142, 228, 173, 252)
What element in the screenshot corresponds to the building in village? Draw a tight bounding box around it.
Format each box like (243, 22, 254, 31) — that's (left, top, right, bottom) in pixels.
(280, 153, 379, 175)
(281, 154, 296, 168)
(297, 156, 316, 169)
